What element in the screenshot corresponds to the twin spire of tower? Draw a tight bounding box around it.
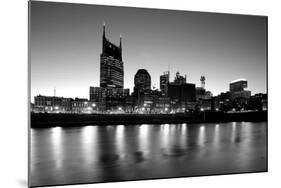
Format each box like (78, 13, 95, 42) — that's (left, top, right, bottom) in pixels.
(102, 22, 122, 50)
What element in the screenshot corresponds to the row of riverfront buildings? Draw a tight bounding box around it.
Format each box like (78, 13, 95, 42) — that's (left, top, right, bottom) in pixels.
(31, 24, 267, 114)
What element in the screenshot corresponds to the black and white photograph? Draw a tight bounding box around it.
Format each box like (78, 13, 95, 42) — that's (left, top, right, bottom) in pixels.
(29, 1, 267, 187)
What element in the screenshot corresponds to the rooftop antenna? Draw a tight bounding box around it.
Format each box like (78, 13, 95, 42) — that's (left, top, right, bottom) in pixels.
(168, 65, 170, 82)
(102, 22, 106, 53)
(119, 33, 122, 61)
(54, 87, 56, 97)
(120, 33, 122, 45)
(103, 21, 106, 36)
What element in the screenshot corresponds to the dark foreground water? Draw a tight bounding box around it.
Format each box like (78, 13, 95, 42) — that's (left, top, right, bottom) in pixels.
(30, 122, 267, 187)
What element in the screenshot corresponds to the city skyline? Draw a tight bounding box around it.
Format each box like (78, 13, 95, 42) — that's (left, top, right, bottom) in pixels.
(30, 1, 267, 102)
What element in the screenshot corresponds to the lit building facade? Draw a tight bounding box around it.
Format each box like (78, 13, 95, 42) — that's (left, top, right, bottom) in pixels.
(33, 95, 72, 113)
(229, 79, 251, 100)
(32, 95, 101, 114)
(88, 24, 130, 112)
(90, 87, 129, 100)
(160, 71, 169, 96)
(166, 72, 196, 112)
(72, 98, 90, 114)
(230, 79, 247, 92)
(100, 24, 124, 88)
(89, 86, 129, 112)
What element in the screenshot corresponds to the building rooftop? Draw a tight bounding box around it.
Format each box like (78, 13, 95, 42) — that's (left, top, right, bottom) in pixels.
(230, 78, 247, 84)
(136, 69, 149, 75)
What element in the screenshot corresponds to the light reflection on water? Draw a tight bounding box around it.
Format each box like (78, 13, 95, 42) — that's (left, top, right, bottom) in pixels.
(198, 125, 206, 147)
(231, 122, 237, 143)
(51, 127, 63, 169)
(180, 123, 187, 148)
(115, 125, 125, 159)
(213, 124, 220, 145)
(82, 126, 98, 164)
(139, 124, 150, 155)
(30, 122, 267, 187)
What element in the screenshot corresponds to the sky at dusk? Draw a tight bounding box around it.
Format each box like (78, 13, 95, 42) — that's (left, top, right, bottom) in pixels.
(30, 1, 267, 101)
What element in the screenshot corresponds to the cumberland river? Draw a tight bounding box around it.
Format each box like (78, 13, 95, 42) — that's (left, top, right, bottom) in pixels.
(30, 122, 267, 187)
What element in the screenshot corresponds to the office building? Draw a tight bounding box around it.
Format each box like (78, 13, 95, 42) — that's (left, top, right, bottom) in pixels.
(229, 78, 251, 100)
(100, 24, 124, 88)
(160, 71, 169, 96)
(134, 69, 151, 92)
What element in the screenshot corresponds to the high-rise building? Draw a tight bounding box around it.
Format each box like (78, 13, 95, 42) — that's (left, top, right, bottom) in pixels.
(230, 78, 247, 92)
(167, 72, 196, 111)
(100, 24, 124, 88)
(134, 69, 151, 92)
(173, 72, 186, 85)
(229, 78, 251, 99)
(168, 83, 196, 103)
(168, 83, 196, 112)
(160, 71, 169, 96)
(90, 24, 130, 112)
(132, 69, 151, 109)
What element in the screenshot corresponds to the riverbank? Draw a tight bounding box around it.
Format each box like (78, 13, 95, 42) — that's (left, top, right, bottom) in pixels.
(30, 111, 267, 128)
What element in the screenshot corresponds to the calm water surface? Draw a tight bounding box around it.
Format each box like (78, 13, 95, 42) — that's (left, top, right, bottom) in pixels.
(30, 122, 267, 187)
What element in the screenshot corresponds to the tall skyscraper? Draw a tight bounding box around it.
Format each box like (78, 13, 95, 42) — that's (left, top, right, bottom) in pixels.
(134, 69, 151, 92)
(100, 24, 124, 88)
(133, 69, 151, 108)
(160, 71, 169, 96)
(90, 24, 129, 112)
